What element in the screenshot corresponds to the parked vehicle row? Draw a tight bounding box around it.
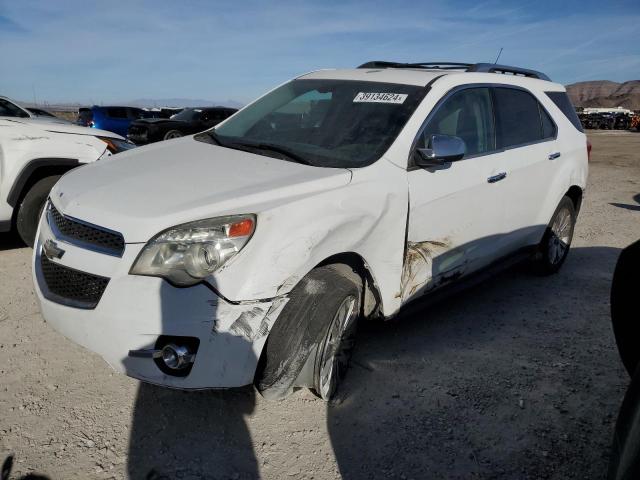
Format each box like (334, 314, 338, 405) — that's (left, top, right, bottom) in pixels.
(127, 107, 236, 144)
(31, 61, 589, 401)
(76, 106, 159, 137)
(578, 111, 639, 131)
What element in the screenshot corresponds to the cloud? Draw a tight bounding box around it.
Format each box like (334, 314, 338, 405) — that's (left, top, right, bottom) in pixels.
(0, 0, 638, 103)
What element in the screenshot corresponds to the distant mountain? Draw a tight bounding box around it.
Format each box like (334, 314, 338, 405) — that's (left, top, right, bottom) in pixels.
(566, 80, 640, 110)
(125, 98, 244, 109)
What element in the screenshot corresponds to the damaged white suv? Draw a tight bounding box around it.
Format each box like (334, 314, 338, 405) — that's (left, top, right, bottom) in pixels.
(33, 62, 588, 400)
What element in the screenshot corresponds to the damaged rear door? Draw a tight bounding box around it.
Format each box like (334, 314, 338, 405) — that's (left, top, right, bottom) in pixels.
(402, 86, 508, 302)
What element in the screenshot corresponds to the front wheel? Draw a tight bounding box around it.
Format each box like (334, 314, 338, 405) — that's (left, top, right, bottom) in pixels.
(163, 130, 183, 140)
(533, 195, 576, 275)
(16, 175, 61, 247)
(255, 264, 361, 401)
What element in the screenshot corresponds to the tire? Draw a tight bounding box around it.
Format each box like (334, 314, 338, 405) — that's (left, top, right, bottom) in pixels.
(15, 175, 61, 247)
(255, 264, 361, 401)
(533, 195, 576, 275)
(608, 367, 640, 480)
(163, 130, 183, 140)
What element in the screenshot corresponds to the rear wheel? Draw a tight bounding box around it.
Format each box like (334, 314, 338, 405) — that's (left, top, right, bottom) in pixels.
(16, 175, 60, 247)
(533, 195, 576, 275)
(255, 264, 361, 401)
(164, 130, 183, 140)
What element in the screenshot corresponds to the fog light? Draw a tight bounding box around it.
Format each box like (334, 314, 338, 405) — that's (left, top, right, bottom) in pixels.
(160, 344, 194, 370)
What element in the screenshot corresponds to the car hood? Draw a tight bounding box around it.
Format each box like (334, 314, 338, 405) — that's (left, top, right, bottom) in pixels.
(0, 117, 124, 139)
(50, 136, 352, 242)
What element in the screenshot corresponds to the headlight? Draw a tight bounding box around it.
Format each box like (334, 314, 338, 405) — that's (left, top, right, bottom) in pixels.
(130, 215, 256, 286)
(98, 136, 137, 154)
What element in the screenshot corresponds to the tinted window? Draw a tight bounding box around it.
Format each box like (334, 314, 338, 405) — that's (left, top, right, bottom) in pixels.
(106, 107, 127, 119)
(540, 105, 556, 139)
(494, 88, 544, 148)
(421, 87, 495, 156)
(0, 98, 29, 118)
(545, 91, 584, 132)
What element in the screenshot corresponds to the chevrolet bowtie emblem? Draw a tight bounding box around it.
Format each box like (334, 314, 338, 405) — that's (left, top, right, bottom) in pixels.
(43, 239, 65, 260)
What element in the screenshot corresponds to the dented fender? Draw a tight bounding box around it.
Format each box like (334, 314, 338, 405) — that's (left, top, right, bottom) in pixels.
(210, 157, 410, 316)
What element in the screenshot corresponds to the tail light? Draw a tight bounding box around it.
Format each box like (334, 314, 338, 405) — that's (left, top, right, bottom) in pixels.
(586, 139, 592, 162)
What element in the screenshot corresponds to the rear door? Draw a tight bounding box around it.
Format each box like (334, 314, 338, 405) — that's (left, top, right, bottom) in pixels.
(493, 86, 559, 250)
(404, 86, 508, 302)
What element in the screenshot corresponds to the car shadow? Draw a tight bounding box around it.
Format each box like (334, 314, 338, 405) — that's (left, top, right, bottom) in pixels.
(125, 282, 260, 479)
(327, 246, 624, 479)
(0, 232, 26, 252)
(610, 192, 640, 211)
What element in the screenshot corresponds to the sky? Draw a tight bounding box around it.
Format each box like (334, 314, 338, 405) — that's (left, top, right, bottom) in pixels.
(0, 0, 638, 105)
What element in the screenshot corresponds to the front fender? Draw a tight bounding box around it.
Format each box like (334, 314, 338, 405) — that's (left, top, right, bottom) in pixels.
(212, 158, 408, 317)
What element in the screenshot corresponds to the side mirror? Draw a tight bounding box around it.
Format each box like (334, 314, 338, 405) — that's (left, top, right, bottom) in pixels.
(415, 134, 466, 167)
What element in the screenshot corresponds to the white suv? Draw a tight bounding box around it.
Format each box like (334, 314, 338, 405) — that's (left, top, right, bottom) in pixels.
(33, 62, 588, 400)
(1, 117, 135, 246)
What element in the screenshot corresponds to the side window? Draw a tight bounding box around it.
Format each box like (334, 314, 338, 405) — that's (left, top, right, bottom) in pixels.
(0, 99, 29, 118)
(493, 88, 544, 148)
(106, 107, 127, 119)
(421, 87, 495, 156)
(540, 105, 556, 139)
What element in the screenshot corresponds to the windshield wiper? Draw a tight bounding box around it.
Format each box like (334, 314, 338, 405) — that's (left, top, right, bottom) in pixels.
(231, 142, 313, 166)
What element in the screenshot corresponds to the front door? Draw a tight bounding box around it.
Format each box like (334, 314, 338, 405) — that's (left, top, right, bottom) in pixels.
(403, 86, 508, 302)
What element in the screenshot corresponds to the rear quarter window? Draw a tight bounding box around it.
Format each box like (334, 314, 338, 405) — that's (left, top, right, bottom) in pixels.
(545, 91, 584, 132)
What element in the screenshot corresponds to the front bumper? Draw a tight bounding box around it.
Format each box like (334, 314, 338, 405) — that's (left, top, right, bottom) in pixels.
(32, 205, 288, 389)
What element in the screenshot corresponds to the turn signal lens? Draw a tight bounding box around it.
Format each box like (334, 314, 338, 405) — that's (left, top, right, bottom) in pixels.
(229, 219, 254, 237)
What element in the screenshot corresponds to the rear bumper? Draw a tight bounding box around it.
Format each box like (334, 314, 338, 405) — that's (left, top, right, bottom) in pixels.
(32, 207, 289, 389)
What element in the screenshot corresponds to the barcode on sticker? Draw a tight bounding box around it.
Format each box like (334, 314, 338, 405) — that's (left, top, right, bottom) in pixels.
(353, 92, 408, 104)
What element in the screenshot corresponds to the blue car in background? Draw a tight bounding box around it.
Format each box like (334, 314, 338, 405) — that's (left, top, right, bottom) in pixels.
(77, 106, 157, 137)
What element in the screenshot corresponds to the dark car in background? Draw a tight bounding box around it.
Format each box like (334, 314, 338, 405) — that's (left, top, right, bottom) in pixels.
(127, 107, 237, 144)
(77, 106, 158, 137)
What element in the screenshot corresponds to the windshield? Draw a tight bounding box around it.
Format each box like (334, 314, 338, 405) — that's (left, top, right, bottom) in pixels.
(171, 108, 202, 122)
(207, 80, 425, 168)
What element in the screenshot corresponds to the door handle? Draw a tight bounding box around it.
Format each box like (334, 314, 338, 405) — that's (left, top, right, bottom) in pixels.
(487, 172, 507, 183)
(548, 152, 561, 160)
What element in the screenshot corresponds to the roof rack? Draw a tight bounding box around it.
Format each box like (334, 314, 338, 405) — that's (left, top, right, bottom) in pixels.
(357, 61, 551, 81)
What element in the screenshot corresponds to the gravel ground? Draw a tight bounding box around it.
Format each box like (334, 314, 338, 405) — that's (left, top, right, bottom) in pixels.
(1, 131, 639, 480)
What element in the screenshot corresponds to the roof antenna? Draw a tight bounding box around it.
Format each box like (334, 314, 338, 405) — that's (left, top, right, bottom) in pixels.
(494, 47, 503, 64)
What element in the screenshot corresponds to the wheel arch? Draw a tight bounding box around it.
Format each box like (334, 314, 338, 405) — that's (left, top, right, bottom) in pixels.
(565, 185, 583, 215)
(316, 252, 383, 319)
(7, 158, 80, 209)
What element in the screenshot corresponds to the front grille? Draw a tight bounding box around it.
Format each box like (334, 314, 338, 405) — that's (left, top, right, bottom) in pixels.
(39, 255, 109, 309)
(48, 203, 125, 256)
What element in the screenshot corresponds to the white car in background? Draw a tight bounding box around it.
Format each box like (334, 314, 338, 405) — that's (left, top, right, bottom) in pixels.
(33, 61, 588, 401)
(0, 117, 134, 245)
(0, 96, 70, 124)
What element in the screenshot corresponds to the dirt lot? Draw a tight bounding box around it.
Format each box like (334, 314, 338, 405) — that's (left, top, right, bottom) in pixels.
(1, 131, 639, 480)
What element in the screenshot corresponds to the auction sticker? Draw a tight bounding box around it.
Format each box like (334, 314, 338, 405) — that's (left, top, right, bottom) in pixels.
(353, 92, 408, 104)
